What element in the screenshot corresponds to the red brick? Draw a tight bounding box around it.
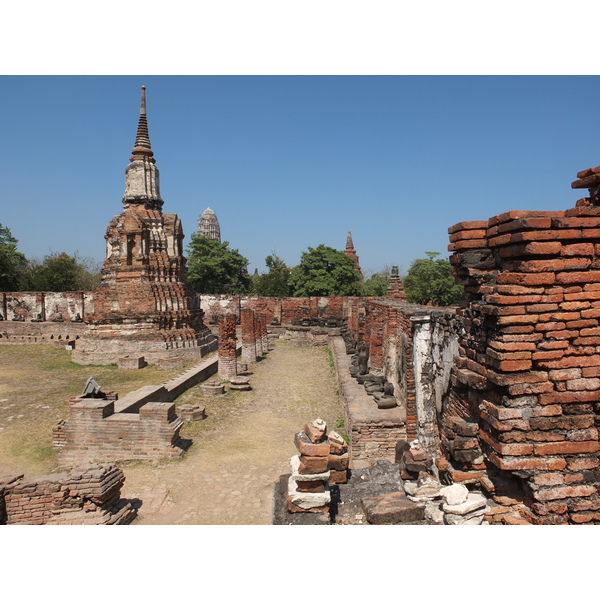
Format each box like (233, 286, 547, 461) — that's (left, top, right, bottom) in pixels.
(533, 485, 597, 502)
(527, 304, 560, 313)
(566, 378, 600, 391)
(508, 258, 591, 273)
(497, 285, 544, 295)
(538, 311, 582, 322)
(537, 340, 569, 350)
(530, 415, 594, 430)
(567, 457, 600, 471)
(497, 314, 539, 326)
(532, 350, 564, 361)
(496, 272, 556, 286)
(487, 370, 548, 387)
(488, 340, 537, 352)
(448, 239, 489, 251)
(534, 441, 600, 455)
(512, 229, 581, 243)
(479, 429, 533, 456)
(548, 368, 581, 381)
(488, 453, 567, 471)
(556, 271, 600, 284)
(448, 220, 489, 234)
(561, 243, 595, 256)
(449, 228, 488, 242)
(538, 354, 600, 369)
(539, 391, 600, 404)
(507, 381, 555, 396)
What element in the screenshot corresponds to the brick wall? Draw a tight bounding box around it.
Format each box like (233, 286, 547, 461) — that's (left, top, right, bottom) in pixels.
(445, 178, 600, 523)
(0, 291, 92, 322)
(0, 463, 136, 525)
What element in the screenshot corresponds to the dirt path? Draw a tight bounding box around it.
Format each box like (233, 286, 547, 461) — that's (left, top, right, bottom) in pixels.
(120, 339, 346, 525)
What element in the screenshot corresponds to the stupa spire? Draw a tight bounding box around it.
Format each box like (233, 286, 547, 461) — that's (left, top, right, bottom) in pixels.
(346, 231, 354, 250)
(130, 86, 154, 161)
(122, 86, 163, 209)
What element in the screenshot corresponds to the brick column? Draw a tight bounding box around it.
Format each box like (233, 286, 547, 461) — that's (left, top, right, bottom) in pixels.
(218, 314, 238, 380)
(241, 308, 257, 364)
(260, 313, 269, 353)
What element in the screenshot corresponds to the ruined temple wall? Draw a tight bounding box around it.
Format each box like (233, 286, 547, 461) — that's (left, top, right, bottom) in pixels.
(345, 299, 458, 453)
(199, 295, 355, 325)
(0, 291, 93, 322)
(446, 206, 600, 524)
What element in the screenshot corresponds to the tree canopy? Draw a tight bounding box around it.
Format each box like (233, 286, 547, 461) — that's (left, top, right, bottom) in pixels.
(288, 244, 361, 297)
(0, 224, 27, 291)
(19, 252, 102, 292)
(403, 251, 463, 306)
(360, 270, 390, 297)
(251, 253, 291, 297)
(186, 234, 251, 295)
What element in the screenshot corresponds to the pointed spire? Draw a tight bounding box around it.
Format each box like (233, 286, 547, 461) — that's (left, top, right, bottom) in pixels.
(130, 86, 154, 162)
(346, 231, 354, 250)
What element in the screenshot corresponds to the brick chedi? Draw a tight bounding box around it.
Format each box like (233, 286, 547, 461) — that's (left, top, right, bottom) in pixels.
(72, 87, 215, 366)
(442, 163, 600, 524)
(344, 231, 363, 282)
(386, 265, 407, 301)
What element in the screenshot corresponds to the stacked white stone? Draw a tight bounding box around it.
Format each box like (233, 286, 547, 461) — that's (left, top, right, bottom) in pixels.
(287, 418, 331, 514)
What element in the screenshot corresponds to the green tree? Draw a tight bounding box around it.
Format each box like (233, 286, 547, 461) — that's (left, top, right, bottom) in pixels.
(0, 224, 27, 291)
(360, 270, 390, 296)
(252, 253, 291, 297)
(19, 252, 101, 291)
(288, 244, 361, 297)
(186, 234, 250, 294)
(26, 252, 80, 291)
(404, 251, 463, 306)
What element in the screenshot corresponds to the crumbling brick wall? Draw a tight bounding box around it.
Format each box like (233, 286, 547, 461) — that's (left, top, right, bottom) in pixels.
(444, 173, 600, 523)
(0, 463, 136, 525)
(344, 298, 458, 454)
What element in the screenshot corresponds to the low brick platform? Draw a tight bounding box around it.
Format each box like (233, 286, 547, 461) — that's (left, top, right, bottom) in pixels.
(330, 336, 407, 468)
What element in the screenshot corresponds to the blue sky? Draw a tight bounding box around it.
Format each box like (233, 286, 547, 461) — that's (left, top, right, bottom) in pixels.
(1, 75, 599, 277)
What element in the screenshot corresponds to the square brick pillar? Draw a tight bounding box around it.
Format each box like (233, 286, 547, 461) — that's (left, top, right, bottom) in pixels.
(254, 312, 264, 356)
(241, 308, 257, 364)
(218, 314, 238, 380)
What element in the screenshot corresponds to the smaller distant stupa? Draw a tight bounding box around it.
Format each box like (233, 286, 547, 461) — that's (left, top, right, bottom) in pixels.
(197, 207, 221, 242)
(344, 231, 363, 282)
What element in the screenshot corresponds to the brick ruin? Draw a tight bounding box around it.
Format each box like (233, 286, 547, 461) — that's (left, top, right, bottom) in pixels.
(435, 164, 600, 524)
(71, 87, 216, 366)
(5, 89, 600, 525)
(0, 463, 136, 525)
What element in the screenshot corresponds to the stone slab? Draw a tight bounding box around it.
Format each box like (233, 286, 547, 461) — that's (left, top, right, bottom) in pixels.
(361, 491, 426, 524)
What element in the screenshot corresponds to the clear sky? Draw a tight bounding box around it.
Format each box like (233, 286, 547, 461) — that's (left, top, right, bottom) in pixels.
(2, 75, 599, 278)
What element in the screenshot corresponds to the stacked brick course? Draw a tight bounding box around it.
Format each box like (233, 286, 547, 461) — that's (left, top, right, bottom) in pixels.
(0, 463, 136, 525)
(444, 166, 600, 523)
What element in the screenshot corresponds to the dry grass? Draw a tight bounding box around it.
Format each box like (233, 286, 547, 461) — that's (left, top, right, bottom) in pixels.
(0, 345, 203, 475)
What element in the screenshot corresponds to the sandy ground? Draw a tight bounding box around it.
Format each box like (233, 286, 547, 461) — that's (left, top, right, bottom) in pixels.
(119, 339, 346, 525)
